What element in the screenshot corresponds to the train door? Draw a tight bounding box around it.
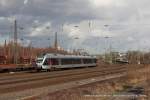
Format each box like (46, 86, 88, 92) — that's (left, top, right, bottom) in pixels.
(43, 58, 52, 69)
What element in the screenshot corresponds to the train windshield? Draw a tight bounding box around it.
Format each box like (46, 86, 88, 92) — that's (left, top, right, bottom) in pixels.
(36, 58, 43, 63)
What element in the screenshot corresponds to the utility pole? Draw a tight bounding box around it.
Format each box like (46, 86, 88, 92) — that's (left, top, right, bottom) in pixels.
(14, 19, 18, 64)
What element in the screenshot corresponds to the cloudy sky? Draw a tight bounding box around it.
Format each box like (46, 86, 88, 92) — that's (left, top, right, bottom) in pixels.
(0, 0, 150, 54)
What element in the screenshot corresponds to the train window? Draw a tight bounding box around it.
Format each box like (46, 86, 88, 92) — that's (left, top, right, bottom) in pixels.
(61, 58, 82, 65)
(61, 59, 72, 65)
(51, 58, 59, 65)
(72, 59, 81, 64)
(83, 59, 93, 64)
(43, 58, 59, 65)
(36, 59, 43, 63)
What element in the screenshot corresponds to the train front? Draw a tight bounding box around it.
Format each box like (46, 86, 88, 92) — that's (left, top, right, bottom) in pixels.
(34, 57, 44, 70)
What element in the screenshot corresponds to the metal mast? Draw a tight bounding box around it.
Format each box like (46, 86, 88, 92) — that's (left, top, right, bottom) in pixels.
(4, 40, 7, 55)
(54, 32, 58, 50)
(14, 19, 18, 64)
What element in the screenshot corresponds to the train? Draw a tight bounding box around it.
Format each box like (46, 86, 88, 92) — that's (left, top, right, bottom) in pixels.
(35, 53, 97, 71)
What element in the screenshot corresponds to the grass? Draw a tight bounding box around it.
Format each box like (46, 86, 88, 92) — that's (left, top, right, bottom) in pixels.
(26, 64, 150, 100)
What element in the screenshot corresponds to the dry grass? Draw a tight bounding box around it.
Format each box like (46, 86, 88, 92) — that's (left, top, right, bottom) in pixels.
(26, 64, 150, 100)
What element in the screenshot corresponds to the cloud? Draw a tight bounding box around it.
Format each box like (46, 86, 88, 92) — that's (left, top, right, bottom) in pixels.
(90, 0, 113, 7)
(24, 0, 29, 5)
(127, 37, 134, 42)
(0, 0, 150, 53)
(29, 22, 52, 37)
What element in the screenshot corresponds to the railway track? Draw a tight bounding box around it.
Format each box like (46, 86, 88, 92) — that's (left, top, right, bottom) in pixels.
(0, 64, 123, 77)
(0, 66, 35, 73)
(0, 65, 126, 95)
(0, 64, 123, 80)
(0, 66, 125, 85)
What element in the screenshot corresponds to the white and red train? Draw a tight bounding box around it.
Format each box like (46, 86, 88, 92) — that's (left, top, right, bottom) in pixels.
(35, 53, 97, 71)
